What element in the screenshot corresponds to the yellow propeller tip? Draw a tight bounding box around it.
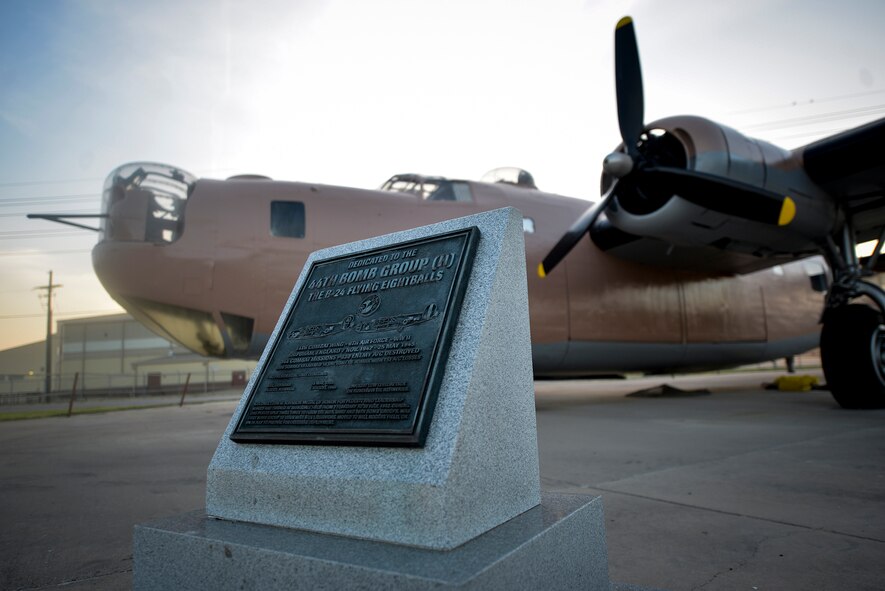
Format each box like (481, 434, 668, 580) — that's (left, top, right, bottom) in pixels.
(537, 263, 547, 278)
(778, 196, 796, 226)
(617, 16, 633, 29)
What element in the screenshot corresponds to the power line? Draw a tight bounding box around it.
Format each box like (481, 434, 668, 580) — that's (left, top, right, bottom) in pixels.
(728, 89, 885, 116)
(0, 176, 103, 189)
(0, 313, 47, 319)
(0, 193, 100, 207)
(0, 309, 122, 320)
(0, 166, 235, 190)
(0, 248, 93, 257)
(741, 104, 885, 132)
(0, 229, 88, 240)
(766, 127, 861, 143)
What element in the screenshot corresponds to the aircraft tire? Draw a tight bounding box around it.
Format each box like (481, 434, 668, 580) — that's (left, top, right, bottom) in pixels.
(820, 304, 885, 409)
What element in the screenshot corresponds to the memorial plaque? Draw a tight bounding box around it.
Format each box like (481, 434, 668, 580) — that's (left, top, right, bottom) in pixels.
(231, 226, 480, 446)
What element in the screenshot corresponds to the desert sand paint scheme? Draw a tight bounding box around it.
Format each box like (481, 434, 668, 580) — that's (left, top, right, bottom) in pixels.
(33, 17, 885, 409)
(89, 165, 825, 376)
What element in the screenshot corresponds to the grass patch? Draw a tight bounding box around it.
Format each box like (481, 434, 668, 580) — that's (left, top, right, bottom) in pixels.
(0, 404, 177, 422)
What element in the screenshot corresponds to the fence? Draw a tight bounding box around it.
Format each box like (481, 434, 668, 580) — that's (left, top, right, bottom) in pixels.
(0, 368, 252, 406)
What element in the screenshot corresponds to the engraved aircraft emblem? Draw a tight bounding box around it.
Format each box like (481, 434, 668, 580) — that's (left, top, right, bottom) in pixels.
(287, 303, 439, 339)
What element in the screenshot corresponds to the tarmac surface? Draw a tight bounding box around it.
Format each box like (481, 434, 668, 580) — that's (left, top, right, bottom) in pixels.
(1, 369, 884, 590)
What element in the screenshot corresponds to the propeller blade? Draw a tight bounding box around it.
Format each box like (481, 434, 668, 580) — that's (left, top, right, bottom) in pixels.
(538, 184, 619, 277)
(615, 16, 644, 155)
(640, 167, 796, 226)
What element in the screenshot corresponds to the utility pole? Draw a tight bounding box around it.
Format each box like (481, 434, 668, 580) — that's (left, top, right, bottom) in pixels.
(36, 271, 62, 394)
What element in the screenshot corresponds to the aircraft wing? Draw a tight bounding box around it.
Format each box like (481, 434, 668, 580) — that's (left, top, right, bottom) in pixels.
(801, 118, 885, 241)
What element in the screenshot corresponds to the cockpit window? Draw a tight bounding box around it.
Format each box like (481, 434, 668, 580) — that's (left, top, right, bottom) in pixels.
(380, 174, 473, 202)
(480, 167, 538, 189)
(382, 176, 440, 199)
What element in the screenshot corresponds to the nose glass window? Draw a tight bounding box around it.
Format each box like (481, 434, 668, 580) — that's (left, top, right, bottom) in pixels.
(101, 162, 196, 244)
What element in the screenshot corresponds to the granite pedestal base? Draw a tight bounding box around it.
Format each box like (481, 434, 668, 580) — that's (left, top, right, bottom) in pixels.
(207, 209, 541, 550)
(133, 493, 609, 591)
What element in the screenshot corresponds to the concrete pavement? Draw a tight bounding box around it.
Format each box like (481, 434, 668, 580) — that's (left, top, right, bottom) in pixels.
(1, 370, 883, 590)
(536, 371, 885, 590)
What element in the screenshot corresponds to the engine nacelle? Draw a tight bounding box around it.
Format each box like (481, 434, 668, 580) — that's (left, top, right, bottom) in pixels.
(598, 116, 837, 262)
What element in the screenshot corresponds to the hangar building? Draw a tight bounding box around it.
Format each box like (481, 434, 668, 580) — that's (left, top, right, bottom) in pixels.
(0, 313, 256, 400)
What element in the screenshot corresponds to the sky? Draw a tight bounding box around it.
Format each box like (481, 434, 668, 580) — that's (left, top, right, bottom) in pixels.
(1, 0, 884, 351)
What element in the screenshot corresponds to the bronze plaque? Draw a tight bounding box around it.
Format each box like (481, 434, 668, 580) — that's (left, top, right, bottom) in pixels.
(231, 227, 480, 446)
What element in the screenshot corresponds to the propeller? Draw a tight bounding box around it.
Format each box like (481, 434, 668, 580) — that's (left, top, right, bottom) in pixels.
(537, 16, 643, 278)
(537, 16, 797, 278)
(538, 183, 619, 278)
(615, 17, 643, 158)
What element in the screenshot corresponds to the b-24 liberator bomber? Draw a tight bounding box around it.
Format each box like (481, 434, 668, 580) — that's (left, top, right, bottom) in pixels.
(32, 17, 885, 408)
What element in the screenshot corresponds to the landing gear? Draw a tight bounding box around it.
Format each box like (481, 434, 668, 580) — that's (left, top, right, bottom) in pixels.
(820, 222, 885, 408)
(820, 304, 885, 408)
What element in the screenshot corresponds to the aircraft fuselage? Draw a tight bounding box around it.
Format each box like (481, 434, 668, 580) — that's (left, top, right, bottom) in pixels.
(91, 168, 824, 375)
